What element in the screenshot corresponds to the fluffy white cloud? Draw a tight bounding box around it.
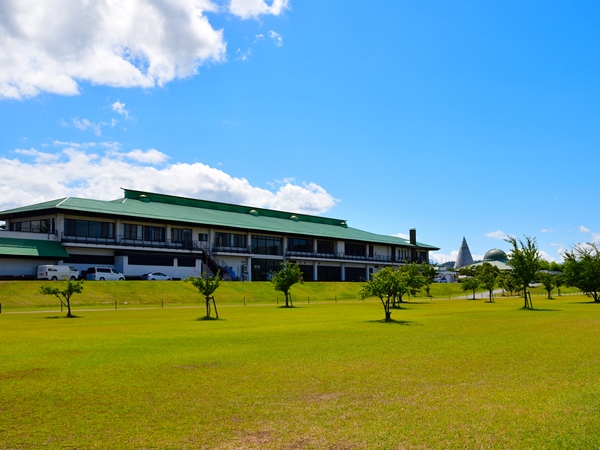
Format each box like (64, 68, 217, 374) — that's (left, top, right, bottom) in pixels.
(229, 0, 290, 19)
(486, 230, 508, 240)
(0, 144, 336, 214)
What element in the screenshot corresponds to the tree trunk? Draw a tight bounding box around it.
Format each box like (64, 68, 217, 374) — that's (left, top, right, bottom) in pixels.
(385, 311, 392, 322)
(205, 296, 211, 317)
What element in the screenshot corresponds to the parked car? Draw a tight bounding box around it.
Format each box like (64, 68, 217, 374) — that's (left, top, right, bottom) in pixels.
(37, 265, 80, 281)
(141, 272, 172, 281)
(85, 267, 125, 281)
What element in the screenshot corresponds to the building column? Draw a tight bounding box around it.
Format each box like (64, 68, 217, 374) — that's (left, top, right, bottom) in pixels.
(341, 263, 346, 281)
(313, 262, 318, 281)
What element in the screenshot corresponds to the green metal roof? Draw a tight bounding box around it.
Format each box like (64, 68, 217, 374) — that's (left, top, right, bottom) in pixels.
(0, 237, 70, 258)
(0, 190, 439, 250)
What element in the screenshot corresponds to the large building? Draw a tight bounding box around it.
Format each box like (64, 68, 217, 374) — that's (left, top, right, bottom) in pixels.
(0, 189, 439, 281)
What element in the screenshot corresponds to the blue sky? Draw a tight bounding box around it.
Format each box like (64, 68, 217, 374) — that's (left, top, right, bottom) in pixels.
(1, 0, 599, 264)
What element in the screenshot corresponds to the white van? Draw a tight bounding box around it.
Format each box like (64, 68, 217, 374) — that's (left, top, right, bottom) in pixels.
(37, 265, 80, 281)
(85, 267, 126, 281)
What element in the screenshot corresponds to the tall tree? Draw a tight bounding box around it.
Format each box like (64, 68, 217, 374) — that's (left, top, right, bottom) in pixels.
(39, 279, 84, 318)
(505, 235, 541, 309)
(185, 271, 223, 319)
(475, 262, 500, 303)
(271, 261, 302, 307)
(563, 243, 600, 303)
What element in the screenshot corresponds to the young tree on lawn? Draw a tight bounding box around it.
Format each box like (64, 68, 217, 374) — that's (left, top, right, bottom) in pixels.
(497, 271, 519, 296)
(476, 262, 500, 302)
(461, 276, 480, 300)
(536, 271, 555, 299)
(505, 235, 541, 309)
(39, 279, 84, 318)
(185, 271, 222, 319)
(390, 263, 428, 307)
(359, 266, 397, 322)
(563, 243, 600, 303)
(271, 261, 302, 307)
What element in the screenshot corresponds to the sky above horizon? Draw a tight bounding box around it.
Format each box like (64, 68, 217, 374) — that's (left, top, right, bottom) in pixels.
(1, 0, 599, 264)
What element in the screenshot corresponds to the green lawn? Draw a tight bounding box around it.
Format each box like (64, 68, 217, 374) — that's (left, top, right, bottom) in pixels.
(1, 282, 598, 448)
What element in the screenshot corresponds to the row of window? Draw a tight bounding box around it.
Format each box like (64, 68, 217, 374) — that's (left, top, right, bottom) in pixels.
(57, 219, 410, 259)
(10, 218, 55, 233)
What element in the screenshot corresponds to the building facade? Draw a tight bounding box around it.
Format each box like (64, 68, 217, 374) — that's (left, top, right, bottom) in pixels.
(0, 189, 439, 280)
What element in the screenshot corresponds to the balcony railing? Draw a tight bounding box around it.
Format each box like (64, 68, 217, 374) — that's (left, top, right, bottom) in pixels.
(61, 233, 202, 251)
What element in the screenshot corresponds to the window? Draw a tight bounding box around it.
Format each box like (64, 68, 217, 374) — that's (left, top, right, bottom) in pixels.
(177, 258, 196, 267)
(65, 219, 114, 238)
(124, 224, 143, 240)
(10, 219, 53, 234)
(317, 240, 334, 255)
(198, 233, 208, 242)
(215, 232, 247, 249)
(289, 238, 312, 253)
(251, 235, 282, 255)
(172, 228, 192, 243)
(144, 226, 165, 242)
(345, 242, 366, 257)
(251, 258, 284, 281)
(129, 255, 173, 266)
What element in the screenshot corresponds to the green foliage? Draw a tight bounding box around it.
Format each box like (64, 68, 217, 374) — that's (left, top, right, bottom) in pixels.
(359, 263, 429, 321)
(460, 276, 480, 299)
(506, 235, 541, 309)
(475, 262, 500, 302)
(536, 271, 556, 299)
(563, 243, 600, 302)
(39, 279, 84, 317)
(185, 271, 223, 318)
(270, 261, 302, 307)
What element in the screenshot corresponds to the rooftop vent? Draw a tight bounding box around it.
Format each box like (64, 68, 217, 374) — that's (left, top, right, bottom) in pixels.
(249, 209, 259, 217)
(290, 215, 299, 222)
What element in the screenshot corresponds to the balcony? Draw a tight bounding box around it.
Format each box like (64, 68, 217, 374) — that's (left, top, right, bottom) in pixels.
(61, 233, 203, 252)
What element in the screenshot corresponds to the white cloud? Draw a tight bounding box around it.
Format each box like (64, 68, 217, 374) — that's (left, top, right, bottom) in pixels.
(229, 0, 290, 19)
(72, 118, 105, 136)
(0, 144, 337, 215)
(111, 101, 130, 119)
(486, 230, 508, 240)
(393, 232, 409, 240)
(0, 0, 226, 100)
(268, 30, 283, 47)
(579, 225, 590, 233)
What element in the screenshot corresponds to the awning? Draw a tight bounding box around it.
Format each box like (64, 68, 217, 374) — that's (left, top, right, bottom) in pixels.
(0, 237, 70, 258)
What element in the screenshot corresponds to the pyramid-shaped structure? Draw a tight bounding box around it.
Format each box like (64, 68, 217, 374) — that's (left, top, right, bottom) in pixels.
(455, 237, 474, 269)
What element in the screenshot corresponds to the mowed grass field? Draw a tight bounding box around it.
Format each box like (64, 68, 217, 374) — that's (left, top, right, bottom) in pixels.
(1, 281, 599, 449)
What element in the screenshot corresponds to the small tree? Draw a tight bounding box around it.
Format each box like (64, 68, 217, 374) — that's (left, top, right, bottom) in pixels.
(563, 243, 600, 303)
(476, 262, 500, 303)
(391, 263, 428, 307)
(40, 279, 84, 318)
(536, 271, 555, 299)
(185, 271, 222, 319)
(271, 262, 302, 307)
(359, 266, 396, 322)
(461, 276, 480, 300)
(506, 235, 541, 309)
(497, 271, 519, 296)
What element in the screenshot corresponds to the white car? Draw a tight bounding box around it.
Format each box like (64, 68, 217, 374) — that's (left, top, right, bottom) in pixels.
(142, 272, 172, 281)
(86, 267, 126, 281)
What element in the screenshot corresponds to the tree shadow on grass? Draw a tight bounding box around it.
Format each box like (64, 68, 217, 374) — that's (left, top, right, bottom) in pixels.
(277, 305, 304, 309)
(519, 307, 559, 312)
(367, 319, 418, 326)
(196, 316, 224, 321)
(43, 315, 82, 319)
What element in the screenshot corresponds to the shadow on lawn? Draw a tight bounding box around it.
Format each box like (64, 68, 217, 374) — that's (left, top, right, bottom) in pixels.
(368, 319, 417, 325)
(43, 315, 83, 319)
(519, 307, 559, 312)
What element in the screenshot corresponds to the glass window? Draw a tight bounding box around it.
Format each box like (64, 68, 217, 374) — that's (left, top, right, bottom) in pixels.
(251, 235, 282, 255)
(317, 240, 334, 255)
(289, 238, 312, 253)
(65, 219, 114, 238)
(345, 242, 366, 257)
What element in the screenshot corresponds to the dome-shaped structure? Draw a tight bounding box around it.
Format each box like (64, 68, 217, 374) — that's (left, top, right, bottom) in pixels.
(484, 248, 507, 262)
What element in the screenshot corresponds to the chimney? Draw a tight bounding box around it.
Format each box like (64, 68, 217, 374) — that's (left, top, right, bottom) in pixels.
(409, 228, 416, 245)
